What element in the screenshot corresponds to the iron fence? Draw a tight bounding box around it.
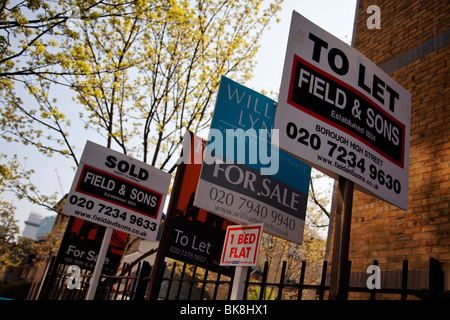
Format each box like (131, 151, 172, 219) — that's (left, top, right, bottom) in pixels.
(37, 256, 151, 300)
(242, 258, 449, 300)
(36, 256, 449, 300)
(158, 261, 234, 300)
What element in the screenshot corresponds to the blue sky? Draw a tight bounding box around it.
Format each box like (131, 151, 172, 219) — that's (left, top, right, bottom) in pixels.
(248, 0, 357, 94)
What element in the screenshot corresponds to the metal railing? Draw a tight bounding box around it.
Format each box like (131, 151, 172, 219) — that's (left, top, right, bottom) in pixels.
(36, 256, 449, 300)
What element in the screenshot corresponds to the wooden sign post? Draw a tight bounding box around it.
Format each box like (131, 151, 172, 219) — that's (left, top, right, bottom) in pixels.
(329, 176, 354, 300)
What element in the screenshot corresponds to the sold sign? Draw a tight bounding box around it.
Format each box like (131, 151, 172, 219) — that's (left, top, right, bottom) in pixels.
(220, 224, 263, 266)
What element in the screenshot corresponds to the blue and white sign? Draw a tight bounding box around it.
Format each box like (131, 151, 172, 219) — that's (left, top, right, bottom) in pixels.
(194, 76, 311, 244)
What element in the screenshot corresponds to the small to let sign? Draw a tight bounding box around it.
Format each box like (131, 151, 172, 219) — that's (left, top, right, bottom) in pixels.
(220, 224, 263, 266)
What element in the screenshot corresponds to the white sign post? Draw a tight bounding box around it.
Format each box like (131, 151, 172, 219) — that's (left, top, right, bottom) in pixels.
(275, 12, 411, 210)
(85, 227, 112, 300)
(63, 141, 171, 299)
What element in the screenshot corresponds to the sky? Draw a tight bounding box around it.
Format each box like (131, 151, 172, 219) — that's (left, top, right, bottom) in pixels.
(6, 0, 358, 234)
(247, 0, 357, 93)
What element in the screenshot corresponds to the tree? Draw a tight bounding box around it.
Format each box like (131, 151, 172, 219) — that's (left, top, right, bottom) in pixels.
(0, 0, 283, 206)
(0, 200, 35, 275)
(0, 153, 59, 211)
(0, 0, 284, 270)
(307, 169, 332, 228)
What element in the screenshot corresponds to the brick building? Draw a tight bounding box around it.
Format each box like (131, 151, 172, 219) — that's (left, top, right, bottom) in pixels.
(345, 0, 449, 290)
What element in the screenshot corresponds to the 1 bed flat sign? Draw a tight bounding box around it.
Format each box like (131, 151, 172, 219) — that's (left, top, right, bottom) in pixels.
(63, 141, 171, 240)
(220, 224, 263, 266)
(275, 12, 411, 209)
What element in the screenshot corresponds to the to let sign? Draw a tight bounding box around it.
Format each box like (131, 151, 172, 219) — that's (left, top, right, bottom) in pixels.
(220, 224, 263, 266)
(274, 12, 411, 209)
(63, 141, 171, 240)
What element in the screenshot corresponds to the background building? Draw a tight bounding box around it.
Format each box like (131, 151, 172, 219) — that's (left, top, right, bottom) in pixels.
(35, 216, 56, 241)
(344, 0, 449, 292)
(22, 212, 43, 241)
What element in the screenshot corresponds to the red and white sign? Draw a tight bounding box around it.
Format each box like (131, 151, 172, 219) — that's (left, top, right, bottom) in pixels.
(220, 224, 263, 266)
(63, 141, 171, 240)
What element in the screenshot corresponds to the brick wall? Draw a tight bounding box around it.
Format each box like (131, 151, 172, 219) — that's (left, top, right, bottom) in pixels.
(344, 0, 449, 278)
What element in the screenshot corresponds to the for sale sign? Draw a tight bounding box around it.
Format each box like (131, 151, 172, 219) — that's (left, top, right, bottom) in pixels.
(275, 12, 411, 209)
(194, 76, 311, 244)
(220, 224, 263, 266)
(63, 141, 171, 240)
(55, 216, 127, 274)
